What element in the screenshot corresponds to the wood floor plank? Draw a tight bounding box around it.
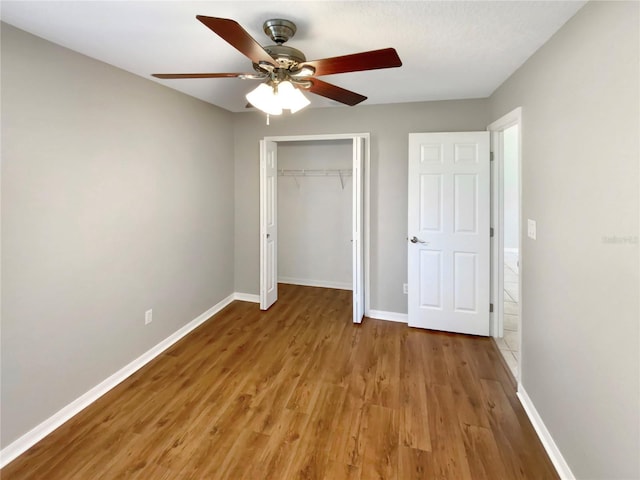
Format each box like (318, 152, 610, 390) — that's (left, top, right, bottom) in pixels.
(417, 329, 450, 386)
(427, 383, 474, 480)
(326, 383, 367, 468)
(92, 430, 176, 480)
(285, 382, 348, 479)
(361, 404, 400, 480)
(370, 322, 401, 409)
(324, 460, 361, 479)
(2, 284, 559, 480)
(398, 446, 434, 479)
(479, 378, 559, 480)
(250, 408, 310, 479)
(205, 429, 270, 480)
(441, 334, 492, 429)
(399, 329, 432, 452)
(460, 423, 510, 480)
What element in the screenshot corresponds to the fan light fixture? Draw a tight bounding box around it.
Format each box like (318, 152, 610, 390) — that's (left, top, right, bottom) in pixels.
(246, 80, 310, 115)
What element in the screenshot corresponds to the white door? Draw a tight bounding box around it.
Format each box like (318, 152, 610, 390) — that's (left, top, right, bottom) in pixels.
(352, 137, 365, 323)
(408, 132, 490, 335)
(260, 140, 278, 310)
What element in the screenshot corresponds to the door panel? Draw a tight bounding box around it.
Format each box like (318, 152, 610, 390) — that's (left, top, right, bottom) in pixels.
(454, 174, 478, 233)
(420, 174, 443, 231)
(419, 250, 442, 308)
(260, 140, 278, 310)
(352, 137, 364, 323)
(408, 132, 490, 336)
(454, 252, 477, 312)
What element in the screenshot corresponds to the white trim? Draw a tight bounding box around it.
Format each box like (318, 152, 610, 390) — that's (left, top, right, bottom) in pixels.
(278, 277, 352, 291)
(364, 136, 371, 316)
(488, 108, 522, 131)
(517, 386, 575, 480)
(263, 133, 368, 142)
(367, 309, 408, 324)
(0, 293, 238, 468)
(260, 133, 371, 320)
(489, 129, 505, 338)
(233, 292, 260, 303)
(487, 107, 523, 383)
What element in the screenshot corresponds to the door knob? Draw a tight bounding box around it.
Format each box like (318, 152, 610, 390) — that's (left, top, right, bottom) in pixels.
(410, 236, 428, 244)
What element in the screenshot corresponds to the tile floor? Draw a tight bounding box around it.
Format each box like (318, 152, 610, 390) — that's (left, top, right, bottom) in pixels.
(497, 251, 520, 378)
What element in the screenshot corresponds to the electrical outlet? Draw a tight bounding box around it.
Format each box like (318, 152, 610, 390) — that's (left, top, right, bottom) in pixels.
(145, 309, 153, 325)
(403, 283, 408, 294)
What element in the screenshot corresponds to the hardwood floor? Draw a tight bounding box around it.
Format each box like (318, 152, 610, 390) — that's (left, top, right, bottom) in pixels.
(2, 284, 558, 479)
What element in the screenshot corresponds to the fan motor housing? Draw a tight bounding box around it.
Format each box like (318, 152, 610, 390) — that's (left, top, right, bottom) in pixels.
(259, 19, 306, 71)
(263, 44, 306, 69)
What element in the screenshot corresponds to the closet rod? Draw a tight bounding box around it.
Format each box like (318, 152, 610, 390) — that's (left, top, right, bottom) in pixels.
(278, 168, 352, 190)
(277, 168, 352, 177)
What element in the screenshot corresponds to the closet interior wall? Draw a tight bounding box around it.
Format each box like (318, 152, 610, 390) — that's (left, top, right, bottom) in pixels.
(277, 140, 353, 290)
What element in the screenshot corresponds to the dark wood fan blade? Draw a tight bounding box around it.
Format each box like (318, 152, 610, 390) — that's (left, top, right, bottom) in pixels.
(307, 79, 367, 106)
(196, 16, 275, 66)
(152, 73, 251, 79)
(300, 48, 402, 77)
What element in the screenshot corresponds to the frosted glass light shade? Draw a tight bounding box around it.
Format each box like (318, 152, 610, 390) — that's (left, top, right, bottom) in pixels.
(277, 81, 311, 113)
(246, 83, 282, 115)
(246, 81, 310, 116)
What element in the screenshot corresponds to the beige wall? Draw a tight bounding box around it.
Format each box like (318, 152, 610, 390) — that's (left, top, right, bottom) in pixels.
(232, 100, 489, 313)
(1, 24, 236, 447)
(489, 1, 639, 478)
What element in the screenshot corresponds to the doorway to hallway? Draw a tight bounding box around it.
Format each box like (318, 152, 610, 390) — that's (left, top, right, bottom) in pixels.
(488, 109, 522, 380)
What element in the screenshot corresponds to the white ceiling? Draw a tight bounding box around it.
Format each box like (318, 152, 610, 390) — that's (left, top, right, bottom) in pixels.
(1, 1, 586, 113)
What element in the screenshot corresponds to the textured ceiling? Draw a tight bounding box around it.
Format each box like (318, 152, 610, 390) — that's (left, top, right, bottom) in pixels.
(1, 1, 586, 112)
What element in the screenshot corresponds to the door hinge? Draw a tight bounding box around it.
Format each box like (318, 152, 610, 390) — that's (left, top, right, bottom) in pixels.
(490, 303, 494, 313)
(490, 151, 494, 161)
(490, 227, 494, 237)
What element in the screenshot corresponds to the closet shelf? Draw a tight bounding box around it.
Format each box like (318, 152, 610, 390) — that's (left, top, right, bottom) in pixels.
(277, 168, 352, 177)
(278, 168, 353, 190)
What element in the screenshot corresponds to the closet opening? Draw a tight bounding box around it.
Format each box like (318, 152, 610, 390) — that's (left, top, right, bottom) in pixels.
(278, 140, 353, 290)
(259, 133, 370, 324)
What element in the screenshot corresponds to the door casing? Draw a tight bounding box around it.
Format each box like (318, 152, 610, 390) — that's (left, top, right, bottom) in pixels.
(487, 107, 523, 380)
(259, 133, 371, 319)
(487, 108, 522, 336)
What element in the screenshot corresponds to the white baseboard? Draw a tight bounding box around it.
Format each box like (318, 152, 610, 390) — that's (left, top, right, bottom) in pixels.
(367, 309, 408, 323)
(278, 277, 352, 291)
(517, 386, 575, 480)
(233, 292, 260, 303)
(0, 292, 241, 468)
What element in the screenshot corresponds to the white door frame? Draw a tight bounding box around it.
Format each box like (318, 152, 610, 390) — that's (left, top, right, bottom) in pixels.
(487, 107, 522, 345)
(260, 132, 371, 317)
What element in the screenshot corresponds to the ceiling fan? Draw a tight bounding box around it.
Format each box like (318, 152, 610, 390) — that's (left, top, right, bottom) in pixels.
(152, 16, 402, 114)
